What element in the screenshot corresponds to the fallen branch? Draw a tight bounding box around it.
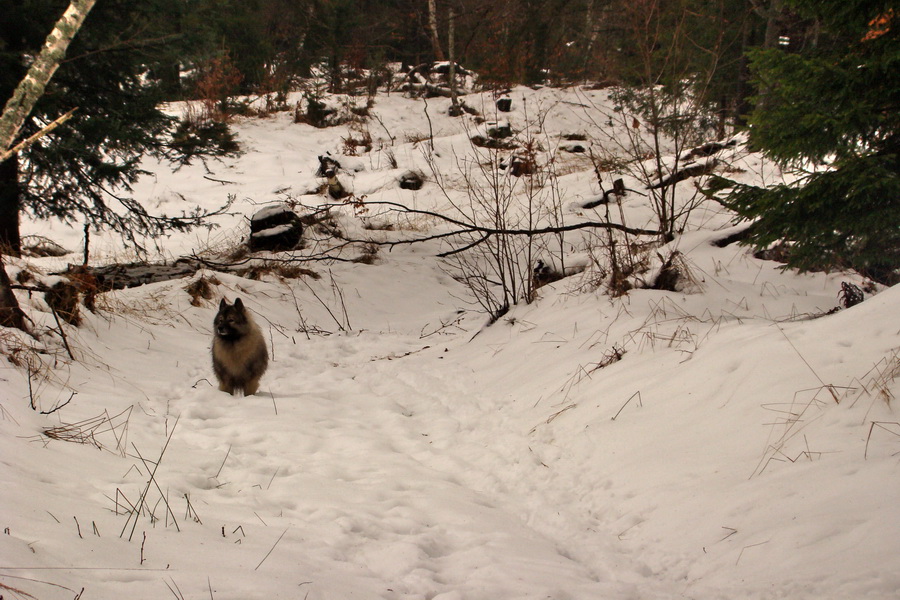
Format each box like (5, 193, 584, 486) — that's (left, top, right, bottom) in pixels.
(0, 108, 78, 164)
(321, 199, 662, 257)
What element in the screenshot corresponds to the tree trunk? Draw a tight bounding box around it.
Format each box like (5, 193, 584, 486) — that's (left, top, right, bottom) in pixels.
(583, 0, 600, 79)
(0, 154, 20, 256)
(448, 5, 460, 114)
(0, 0, 98, 155)
(753, 0, 784, 49)
(427, 0, 445, 61)
(751, 0, 785, 113)
(0, 253, 26, 330)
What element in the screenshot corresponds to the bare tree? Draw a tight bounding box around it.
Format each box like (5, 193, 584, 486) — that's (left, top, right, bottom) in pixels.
(578, 0, 727, 244)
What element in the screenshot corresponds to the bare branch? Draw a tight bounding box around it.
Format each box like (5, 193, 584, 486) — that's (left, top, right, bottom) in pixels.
(0, 108, 78, 163)
(324, 199, 661, 255)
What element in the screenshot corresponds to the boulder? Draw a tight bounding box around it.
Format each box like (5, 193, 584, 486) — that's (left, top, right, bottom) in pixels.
(249, 204, 303, 252)
(399, 171, 424, 190)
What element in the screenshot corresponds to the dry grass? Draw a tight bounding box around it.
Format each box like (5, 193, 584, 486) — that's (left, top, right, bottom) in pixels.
(854, 347, 900, 407)
(185, 274, 220, 306)
(117, 418, 181, 541)
(236, 262, 321, 281)
(403, 130, 432, 145)
(42, 406, 133, 455)
(351, 243, 380, 265)
(754, 347, 900, 474)
(341, 128, 373, 155)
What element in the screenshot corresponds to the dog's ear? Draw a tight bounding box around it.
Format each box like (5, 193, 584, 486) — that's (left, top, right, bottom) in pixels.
(233, 297, 244, 312)
(219, 297, 228, 310)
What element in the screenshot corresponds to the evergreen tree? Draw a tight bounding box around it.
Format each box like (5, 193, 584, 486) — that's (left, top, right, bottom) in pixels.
(0, 0, 233, 256)
(722, 0, 900, 283)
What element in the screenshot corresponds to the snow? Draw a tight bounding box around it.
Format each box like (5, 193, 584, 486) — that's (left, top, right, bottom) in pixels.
(250, 203, 295, 224)
(250, 223, 296, 238)
(2, 86, 898, 600)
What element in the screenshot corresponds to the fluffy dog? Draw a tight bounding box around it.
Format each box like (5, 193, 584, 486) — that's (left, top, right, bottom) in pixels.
(211, 297, 268, 396)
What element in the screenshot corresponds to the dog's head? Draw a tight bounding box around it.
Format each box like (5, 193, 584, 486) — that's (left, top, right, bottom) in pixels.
(214, 297, 250, 340)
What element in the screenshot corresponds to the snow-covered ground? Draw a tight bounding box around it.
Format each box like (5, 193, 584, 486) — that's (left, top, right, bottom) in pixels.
(2, 87, 898, 600)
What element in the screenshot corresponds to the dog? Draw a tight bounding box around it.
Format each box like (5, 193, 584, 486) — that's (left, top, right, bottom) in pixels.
(211, 297, 268, 396)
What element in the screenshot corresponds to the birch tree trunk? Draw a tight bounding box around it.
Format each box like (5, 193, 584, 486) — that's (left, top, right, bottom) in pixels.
(427, 0, 445, 61)
(0, 0, 97, 156)
(0, 0, 96, 333)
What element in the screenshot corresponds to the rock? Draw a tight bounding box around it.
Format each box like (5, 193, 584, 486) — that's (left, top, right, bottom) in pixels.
(508, 153, 535, 177)
(560, 141, 586, 153)
(399, 171, 424, 190)
(487, 121, 512, 139)
(249, 204, 303, 252)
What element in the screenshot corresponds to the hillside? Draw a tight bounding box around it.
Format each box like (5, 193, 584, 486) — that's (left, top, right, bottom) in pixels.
(1, 86, 898, 600)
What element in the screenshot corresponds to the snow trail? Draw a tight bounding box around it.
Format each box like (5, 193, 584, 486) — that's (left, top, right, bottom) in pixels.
(151, 317, 646, 599)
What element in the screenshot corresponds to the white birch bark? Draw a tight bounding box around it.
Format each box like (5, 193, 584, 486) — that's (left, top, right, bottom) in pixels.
(0, 0, 98, 156)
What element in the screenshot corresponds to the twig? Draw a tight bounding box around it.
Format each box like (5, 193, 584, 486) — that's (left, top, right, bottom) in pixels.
(203, 174, 236, 185)
(164, 577, 185, 600)
(83, 222, 90, 266)
(546, 403, 577, 424)
(370, 111, 396, 145)
(131, 444, 180, 533)
(184, 493, 202, 524)
(121, 417, 180, 541)
(865, 421, 900, 459)
(329, 269, 351, 331)
(299, 275, 346, 332)
(0, 108, 78, 163)
(39, 391, 76, 415)
(214, 445, 231, 479)
(27, 364, 36, 410)
(735, 540, 769, 565)
(422, 96, 435, 153)
(255, 528, 289, 570)
(0, 572, 79, 596)
(48, 305, 74, 360)
(612, 391, 643, 421)
(776, 325, 828, 390)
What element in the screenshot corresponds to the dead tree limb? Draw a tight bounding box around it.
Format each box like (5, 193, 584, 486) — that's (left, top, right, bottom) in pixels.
(323, 200, 662, 257)
(0, 108, 78, 164)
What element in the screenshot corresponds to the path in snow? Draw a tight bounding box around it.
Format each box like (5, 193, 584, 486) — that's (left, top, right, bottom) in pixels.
(145, 326, 652, 600)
